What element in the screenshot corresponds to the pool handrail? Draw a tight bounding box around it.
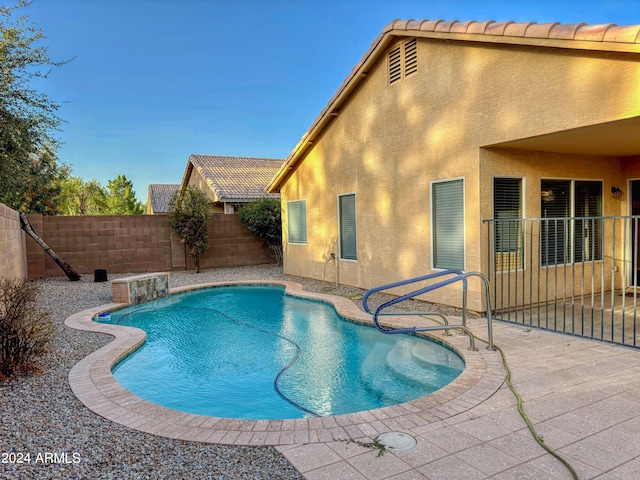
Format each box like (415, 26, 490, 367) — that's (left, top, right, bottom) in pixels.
(362, 270, 494, 350)
(362, 270, 465, 315)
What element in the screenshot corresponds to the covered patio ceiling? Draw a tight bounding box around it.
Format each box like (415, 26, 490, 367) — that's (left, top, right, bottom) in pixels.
(486, 116, 640, 157)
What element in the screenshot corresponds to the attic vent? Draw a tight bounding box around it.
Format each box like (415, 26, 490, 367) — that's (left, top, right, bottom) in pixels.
(388, 39, 417, 85)
(389, 45, 402, 84)
(404, 39, 417, 77)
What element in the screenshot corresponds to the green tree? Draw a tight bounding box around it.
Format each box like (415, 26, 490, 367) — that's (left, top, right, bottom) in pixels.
(57, 175, 108, 216)
(0, 1, 69, 213)
(238, 198, 283, 266)
(106, 174, 144, 215)
(167, 186, 212, 273)
(19, 146, 65, 214)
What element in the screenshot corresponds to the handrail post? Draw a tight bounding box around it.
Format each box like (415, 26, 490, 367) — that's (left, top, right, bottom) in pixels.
(462, 289, 467, 328)
(462, 271, 495, 350)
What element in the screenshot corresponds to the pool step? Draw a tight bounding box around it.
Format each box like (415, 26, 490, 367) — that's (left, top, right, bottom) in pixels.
(411, 342, 456, 365)
(385, 343, 439, 388)
(360, 343, 409, 404)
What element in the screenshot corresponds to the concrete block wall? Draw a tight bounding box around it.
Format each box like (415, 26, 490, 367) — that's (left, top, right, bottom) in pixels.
(23, 213, 273, 278)
(0, 203, 27, 280)
(192, 214, 275, 270)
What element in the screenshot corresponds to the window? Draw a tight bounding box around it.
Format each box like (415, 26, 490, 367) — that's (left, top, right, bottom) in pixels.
(432, 179, 464, 270)
(389, 38, 417, 85)
(540, 179, 602, 266)
(339, 194, 357, 260)
(494, 178, 523, 270)
(287, 200, 307, 244)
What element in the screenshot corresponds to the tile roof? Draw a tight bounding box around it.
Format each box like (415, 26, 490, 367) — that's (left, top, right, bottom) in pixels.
(268, 17, 640, 192)
(388, 19, 640, 44)
(187, 155, 284, 202)
(147, 184, 180, 213)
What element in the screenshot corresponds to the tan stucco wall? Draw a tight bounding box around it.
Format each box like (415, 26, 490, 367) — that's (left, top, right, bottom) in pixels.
(479, 148, 631, 307)
(0, 203, 27, 280)
(280, 37, 640, 310)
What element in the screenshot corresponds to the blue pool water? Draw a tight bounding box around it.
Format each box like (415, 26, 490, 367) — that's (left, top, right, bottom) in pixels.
(97, 285, 464, 420)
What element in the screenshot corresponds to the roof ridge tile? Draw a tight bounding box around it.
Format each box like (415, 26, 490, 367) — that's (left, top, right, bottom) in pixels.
(524, 22, 560, 39)
(484, 21, 515, 36)
(549, 22, 587, 40)
(574, 23, 617, 42)
(451, 20, 476, 33)
(419, 19, 445, 32)
(504, 21, 536, 37)
(467, 20, 495, 34)
(435, 20, 460, 32)
(604, 24, 640, 43)
(393, 19, 412, 30)
(396, 17, 640, 45)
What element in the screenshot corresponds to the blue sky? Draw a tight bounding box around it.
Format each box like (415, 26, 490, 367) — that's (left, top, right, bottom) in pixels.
(23, 0, 640, 202)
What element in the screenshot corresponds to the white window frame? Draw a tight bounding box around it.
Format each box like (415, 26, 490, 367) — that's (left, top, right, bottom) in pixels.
(338, 193, 357, 261)
(540, 178, 603, 266)
(287, 199, 307, 245)
(493, 176, 525, 271)
(430, 177, 465, 271)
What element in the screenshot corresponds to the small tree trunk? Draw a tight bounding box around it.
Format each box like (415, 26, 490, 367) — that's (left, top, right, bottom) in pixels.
(19, 213, 81, 281)
(270, 243, 283, 267)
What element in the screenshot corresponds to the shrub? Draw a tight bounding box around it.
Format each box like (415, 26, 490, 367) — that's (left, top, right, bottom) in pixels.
(238, 198, 283, 266)
(0, 278, 55, 380)
(167, 186, 213, 273)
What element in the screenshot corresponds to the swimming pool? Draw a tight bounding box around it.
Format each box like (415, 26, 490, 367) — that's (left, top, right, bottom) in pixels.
(96, 284, 464, 420)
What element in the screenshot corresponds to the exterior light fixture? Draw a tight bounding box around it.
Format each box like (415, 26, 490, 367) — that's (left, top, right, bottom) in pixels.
(611, 186, 623, 199)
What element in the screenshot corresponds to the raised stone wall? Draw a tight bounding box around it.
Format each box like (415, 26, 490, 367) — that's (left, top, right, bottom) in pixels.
(111, 273, 170, 304)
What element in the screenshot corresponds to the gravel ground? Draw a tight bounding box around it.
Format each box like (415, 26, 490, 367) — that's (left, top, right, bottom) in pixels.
(0, 265, 471, 479)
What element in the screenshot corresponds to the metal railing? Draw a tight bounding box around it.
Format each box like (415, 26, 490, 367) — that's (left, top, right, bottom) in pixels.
(362, 270, 495, 350)
(484, 216, 640, 348)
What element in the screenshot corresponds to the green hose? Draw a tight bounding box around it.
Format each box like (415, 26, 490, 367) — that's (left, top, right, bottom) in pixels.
(418, 315, 579, 480)
(481, 339, 579, 480)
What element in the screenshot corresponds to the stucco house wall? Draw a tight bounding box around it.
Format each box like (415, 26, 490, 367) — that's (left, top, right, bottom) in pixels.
(275, 20, 640, 311)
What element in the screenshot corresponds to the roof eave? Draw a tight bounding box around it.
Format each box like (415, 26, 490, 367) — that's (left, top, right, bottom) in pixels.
(267, 20, 640, 193)
(179, 156, 196, 193)
(267, 27, 398, 193)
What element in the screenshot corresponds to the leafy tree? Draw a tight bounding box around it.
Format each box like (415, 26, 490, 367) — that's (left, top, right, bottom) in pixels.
(0, 1, 69, 213)
(56, 175, 108, 216)
(238, 198, 283, 266)
(167, 186, 212, 273)
(106, 174, 144, 215)
(19, 146, 65, 214)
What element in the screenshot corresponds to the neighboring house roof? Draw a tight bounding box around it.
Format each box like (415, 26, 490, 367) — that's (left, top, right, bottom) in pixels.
(147, 184, 180, 214)
(267, 18, 640, 193)
(182, 155, 284, 203)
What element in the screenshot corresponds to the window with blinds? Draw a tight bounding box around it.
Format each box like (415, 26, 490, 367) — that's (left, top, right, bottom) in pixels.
(494, 178, 523, 270)
(574, 181, 602, 263)
(540, 179, 602, 266)
(287, 200, 307, 244)
(388, 39, 417, 85)
(432, 179, 464, 270)
(339, 194, 357, 260)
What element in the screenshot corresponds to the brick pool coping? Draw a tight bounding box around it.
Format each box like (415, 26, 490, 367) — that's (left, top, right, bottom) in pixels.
(65, 280, 505, 446)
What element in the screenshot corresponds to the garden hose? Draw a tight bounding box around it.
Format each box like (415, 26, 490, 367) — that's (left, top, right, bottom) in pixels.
(418, 314, 579, 480)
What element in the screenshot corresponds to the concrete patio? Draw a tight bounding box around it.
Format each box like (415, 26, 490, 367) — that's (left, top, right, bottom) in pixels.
(276, 316, 640, 479)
